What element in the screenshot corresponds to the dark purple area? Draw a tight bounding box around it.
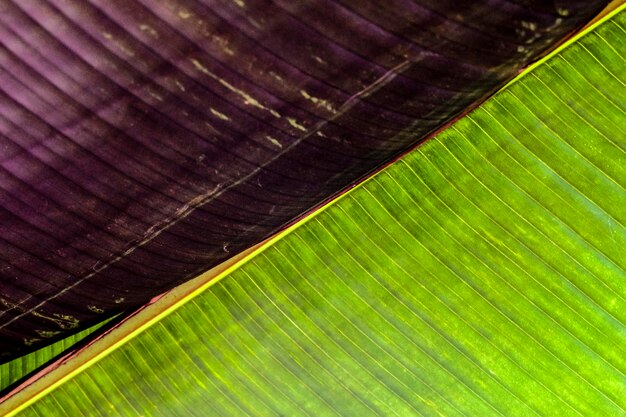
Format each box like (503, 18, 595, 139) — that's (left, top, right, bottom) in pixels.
(0, 0, 607, 360)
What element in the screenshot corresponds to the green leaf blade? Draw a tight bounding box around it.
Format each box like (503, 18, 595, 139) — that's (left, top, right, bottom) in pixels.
(0, 318, 115, 396)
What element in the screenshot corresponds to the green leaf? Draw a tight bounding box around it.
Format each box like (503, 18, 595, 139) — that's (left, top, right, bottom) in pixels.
(0, 317, 116, 395)
(3, 5, 625, 417)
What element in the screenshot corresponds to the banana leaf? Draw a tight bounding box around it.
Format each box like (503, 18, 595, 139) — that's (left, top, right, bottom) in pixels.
(2, 4, 624, 416)
(0, 316, 117, 395)
(0, 0, 607, 360)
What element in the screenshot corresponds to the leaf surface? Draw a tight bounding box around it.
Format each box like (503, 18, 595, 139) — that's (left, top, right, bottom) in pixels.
(3, 5, 625, 416)
(0, 0, 607, 359)
(0, 317, 116, 395)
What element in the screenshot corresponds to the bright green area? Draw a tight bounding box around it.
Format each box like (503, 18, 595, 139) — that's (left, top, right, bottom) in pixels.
(5, 8, 626, 417)
(0, 317, 114, 393)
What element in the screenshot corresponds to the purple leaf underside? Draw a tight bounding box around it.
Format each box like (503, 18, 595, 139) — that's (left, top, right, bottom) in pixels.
(0, 0, 607, 360)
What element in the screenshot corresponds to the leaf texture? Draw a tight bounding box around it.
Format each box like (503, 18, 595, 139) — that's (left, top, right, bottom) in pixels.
(0, 317, 115, 395)
(3, 6, 625, 416)
(0, 0, 608, 359)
